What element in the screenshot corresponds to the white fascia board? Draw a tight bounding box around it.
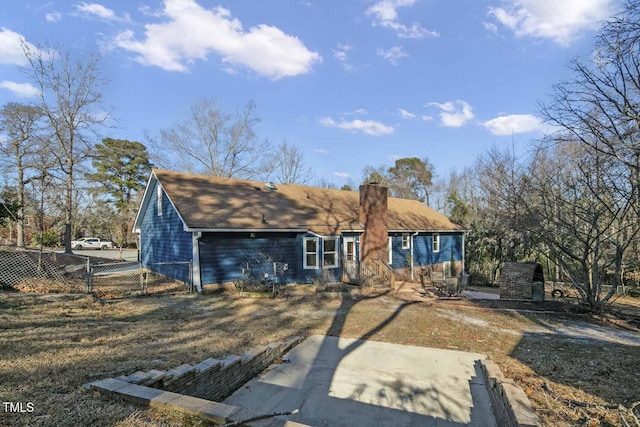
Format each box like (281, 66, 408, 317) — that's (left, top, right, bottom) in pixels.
(131, 172, 157, 233)
(185, 227, 307, 233)
(393, 229, 469, 233)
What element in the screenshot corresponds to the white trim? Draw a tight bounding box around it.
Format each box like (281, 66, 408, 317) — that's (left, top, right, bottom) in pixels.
(192, 232, 202, 292)
(433, 233, 440, 253)
(157, 184, 163, 216)
(132, 173, 157, 233)
(185, 227, 307, 233)
(388, 236, 393, 265)
(401, 233, 410, 249)
(303, 237, 319, 269)
(343, 236, 356, 262)
(323, 237, 339, 268)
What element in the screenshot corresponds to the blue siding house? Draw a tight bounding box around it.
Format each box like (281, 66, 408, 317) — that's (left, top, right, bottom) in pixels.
(133, 170, 466, 291)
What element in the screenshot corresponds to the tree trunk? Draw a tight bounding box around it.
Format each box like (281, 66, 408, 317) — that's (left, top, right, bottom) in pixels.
(64, 162, 73, 254)
(16, 162, 25, 248)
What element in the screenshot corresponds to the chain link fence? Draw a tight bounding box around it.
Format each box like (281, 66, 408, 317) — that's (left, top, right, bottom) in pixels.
(0, 245, 191, 298)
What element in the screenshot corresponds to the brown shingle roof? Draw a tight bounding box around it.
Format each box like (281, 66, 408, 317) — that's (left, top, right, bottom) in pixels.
(152, 169, 463, 235)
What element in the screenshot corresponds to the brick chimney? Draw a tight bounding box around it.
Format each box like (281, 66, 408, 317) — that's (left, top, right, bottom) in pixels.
(359, 182, 388, 263)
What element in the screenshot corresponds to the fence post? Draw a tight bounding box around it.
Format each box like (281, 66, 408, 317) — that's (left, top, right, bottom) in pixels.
(140, 265, 145, 295)
(85, 258, 92, 294)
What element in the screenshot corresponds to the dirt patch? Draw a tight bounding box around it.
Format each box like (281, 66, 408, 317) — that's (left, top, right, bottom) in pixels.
(1, 289, 638, 426)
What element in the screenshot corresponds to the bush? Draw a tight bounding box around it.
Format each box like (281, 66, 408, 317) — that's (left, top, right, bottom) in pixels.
(32, 230, 60, 247)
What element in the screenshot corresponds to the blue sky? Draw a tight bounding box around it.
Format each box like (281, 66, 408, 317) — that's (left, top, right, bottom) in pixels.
(0, 0, 620, 186)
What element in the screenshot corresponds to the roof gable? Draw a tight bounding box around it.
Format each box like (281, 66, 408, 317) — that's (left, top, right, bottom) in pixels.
(137, 169, 463, 235)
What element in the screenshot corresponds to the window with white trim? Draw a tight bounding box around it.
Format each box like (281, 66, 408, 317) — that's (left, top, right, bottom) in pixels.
(432, 233, 440, 253)
(323, 237, 338, 268)
(402, 233, 410, 249)
(303, 237, 319, 269)
(157, 185, 163, 216)
(388, 237, 393, 265)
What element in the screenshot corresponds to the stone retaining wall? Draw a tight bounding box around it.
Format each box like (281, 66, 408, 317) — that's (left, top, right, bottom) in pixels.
(106, 336, 303, 401)
(481, 360, 540, 427)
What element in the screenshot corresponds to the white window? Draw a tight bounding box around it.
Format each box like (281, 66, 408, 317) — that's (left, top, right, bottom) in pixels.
(323, 237, 338, 268)
(432, 233, 440, 253)
(402, 233, 410, 249)
(157, 185, 163, 216)
(388, 237, 393, 265)
(303, 237, 319, 269)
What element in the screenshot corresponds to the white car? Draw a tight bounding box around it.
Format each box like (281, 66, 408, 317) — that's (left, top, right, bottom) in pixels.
(71, 237, 114, 250)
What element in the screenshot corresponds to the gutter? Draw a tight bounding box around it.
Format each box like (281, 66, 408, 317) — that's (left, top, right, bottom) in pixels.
(185, 227, 306, 233)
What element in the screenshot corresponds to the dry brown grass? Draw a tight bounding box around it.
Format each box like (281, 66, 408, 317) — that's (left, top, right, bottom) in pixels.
(1, 287, 638, 426)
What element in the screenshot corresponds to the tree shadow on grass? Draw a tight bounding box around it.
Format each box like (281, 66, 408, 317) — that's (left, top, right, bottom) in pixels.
(466, 296, 640, 425)
(225, 292, 496, 426)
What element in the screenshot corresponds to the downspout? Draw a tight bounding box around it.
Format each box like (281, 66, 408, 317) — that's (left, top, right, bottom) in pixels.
(462, 232, 466, 275)
(410, 231, 419, 281)
(192, 232, 203, 293)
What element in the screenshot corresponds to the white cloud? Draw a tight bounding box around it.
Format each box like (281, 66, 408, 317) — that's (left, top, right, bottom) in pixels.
(334, 172, 351, 178)
(0, 28, 40, 65)
(429, 100, 475, 127)
(398, 108, 416, 119)
(483, 114, 543, 135)
(342, 108, 368, 115)
(332, 43, 355, 71)
(366, 0, 438, 39)
(112, 0, 321, 79)
(377, 46, 408, 65)
(421, 115, 433, 121)
(46, 12, 62, 22)
(314, 148, 328, 154)
(488, 0, 616, 46)
(320, 117, 394, 136)
(0, 81, 39, 97)
(483, 21, 498, 34)
(75, 2, 116, 20)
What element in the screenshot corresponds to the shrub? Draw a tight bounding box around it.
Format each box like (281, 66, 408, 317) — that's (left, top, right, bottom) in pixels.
(32, 230, 60, 247)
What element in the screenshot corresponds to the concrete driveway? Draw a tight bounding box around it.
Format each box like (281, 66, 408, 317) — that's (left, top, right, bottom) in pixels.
(225, 335, 497, 426)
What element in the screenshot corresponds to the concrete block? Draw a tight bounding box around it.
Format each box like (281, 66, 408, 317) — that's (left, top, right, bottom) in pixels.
(501, 382, 541, 427)
(172, 363, 195, 377)
(200, 401, 250, 424)
(141, 369, 166, 386)
(164, 394, 216, 416)
(481, 360, 506, 383)
(281, 336, 303, 353)
(87, 378, 130, 395)
(117, 383, 167, 406)
(148, 390, 184, 409)
(220, 354, 241, 371)
(194, 358, 221, 373)
(125, 371, 152, 384)
(241, 345, 268, 364)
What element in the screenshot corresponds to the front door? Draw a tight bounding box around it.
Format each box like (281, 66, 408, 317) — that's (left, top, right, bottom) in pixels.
(342, 236, 359, 284)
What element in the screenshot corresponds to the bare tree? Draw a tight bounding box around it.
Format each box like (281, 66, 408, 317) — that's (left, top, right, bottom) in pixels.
(265, 141, 314, 184)
(541, 1, 640, 191)
(21, 42, 110, 253)
(157, 98, 271, 179)
(0, 102, 46, 247)
(519, 140, 640, 311)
